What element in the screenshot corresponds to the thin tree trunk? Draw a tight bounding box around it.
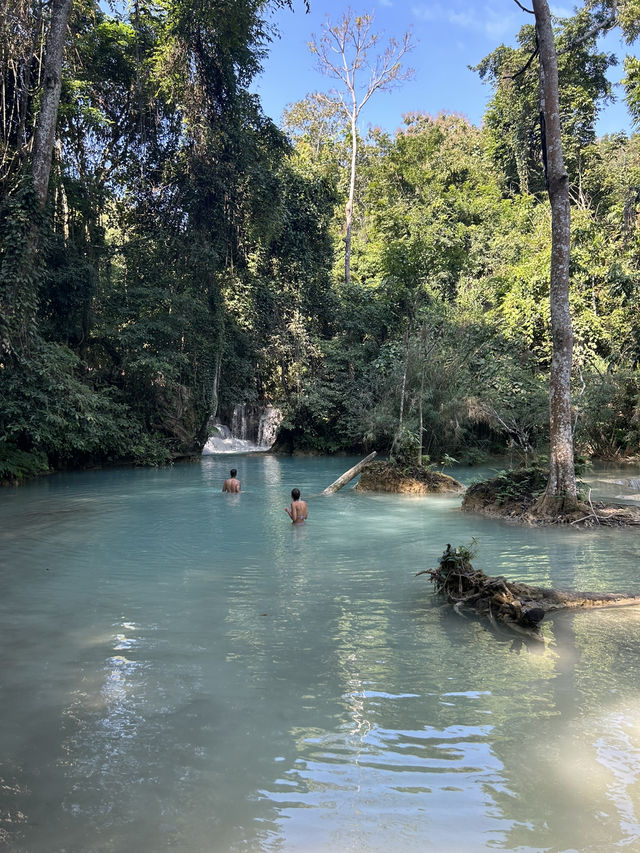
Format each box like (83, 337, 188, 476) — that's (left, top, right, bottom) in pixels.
(344, 113, 357, 285)
(514, 131, 529, 195)
(417, 323, 427, 465)
(1, 0, 71, 356)
(417, 365, 425, 465)
(211, 354, 221, 418)
(311, 14, 412, 285)
(31, 0, 72, 206)
(532, 0, 577, 513)
(399, 326, 411, 434)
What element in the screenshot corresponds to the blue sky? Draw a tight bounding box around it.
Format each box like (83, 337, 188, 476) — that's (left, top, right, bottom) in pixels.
(254, 0, 637, 136)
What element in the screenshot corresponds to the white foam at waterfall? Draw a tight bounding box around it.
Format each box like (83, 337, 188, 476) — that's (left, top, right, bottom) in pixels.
(202, 434, 263, 454)
(202, 407, 282, 455)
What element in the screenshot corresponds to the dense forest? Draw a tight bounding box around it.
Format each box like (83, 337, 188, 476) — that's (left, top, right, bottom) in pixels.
(2, 0, 640, 482)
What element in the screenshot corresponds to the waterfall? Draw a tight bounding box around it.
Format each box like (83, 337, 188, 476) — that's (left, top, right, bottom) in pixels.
(231, 405, 249, 441)
(202, 405, 282, 455)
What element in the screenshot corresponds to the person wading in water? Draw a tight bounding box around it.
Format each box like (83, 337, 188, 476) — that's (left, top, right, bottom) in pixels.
(222, 469, 241, 493)
(285, 488, 308, 523)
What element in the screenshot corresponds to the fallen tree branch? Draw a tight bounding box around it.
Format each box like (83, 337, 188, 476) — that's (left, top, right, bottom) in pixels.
(570, 489, 606, 525)
(420, 543, 640, 641)
(322, 451, 377, 495)
(587, 488, 600, 524)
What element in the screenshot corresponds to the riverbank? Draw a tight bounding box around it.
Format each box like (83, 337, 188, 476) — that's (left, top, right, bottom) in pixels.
(461, 465, 640, 526)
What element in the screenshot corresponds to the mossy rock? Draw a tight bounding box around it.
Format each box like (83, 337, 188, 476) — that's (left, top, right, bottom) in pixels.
(356, 461, 465, 494)
(461, 466, 547, 518)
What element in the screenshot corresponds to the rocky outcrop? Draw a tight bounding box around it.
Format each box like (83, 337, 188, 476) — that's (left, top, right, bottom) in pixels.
(356, 461, 465, 494)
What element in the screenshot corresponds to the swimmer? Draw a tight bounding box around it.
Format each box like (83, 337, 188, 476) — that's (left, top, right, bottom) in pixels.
(285, 488, 308, 523)
(222, 469, 241, 493)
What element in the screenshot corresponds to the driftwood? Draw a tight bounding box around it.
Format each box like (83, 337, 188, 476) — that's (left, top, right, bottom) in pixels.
(322, 452, 377, 495)
(418, 543, 640, 641)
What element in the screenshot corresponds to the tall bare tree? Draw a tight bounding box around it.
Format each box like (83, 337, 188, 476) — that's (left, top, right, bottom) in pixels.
(309, 9, 413, 285)
(500, 0, 636, 513)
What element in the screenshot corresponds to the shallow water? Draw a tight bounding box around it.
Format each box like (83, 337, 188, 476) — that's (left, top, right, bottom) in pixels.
(1, 455, 640, 853)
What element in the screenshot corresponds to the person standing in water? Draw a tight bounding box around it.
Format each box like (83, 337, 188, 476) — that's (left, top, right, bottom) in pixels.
(222, 469, 241, 493)
(285, 488, 308, 523)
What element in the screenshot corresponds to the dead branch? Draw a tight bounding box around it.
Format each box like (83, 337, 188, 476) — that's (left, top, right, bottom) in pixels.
(420, 543, 640, 641)
(322, 451, 377, 495)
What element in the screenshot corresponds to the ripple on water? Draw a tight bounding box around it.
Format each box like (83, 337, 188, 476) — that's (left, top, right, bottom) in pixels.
(258, 718, 509, 853)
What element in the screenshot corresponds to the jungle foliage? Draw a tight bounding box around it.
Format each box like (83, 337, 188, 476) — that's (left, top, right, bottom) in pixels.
(2, 1, 640, 480)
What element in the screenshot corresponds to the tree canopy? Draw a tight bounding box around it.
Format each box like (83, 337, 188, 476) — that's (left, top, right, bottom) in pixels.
(2, 0, 640, 481)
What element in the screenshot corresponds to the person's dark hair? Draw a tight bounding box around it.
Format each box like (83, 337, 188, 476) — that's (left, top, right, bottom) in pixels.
(230, 469, 237, 477)
(291, 488, 301, 500)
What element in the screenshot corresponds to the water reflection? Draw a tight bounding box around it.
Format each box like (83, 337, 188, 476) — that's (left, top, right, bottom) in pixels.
(594, 709, 640, 840)
(290, 521, 309, 551)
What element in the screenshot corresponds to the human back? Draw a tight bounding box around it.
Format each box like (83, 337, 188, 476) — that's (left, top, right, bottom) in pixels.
(285, 487, 308, 523)
(222, 469, 241, 493)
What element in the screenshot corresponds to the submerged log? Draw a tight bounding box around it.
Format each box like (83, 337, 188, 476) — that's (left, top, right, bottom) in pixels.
(419, 543, 640, 641)
(322, 452, 377, 495)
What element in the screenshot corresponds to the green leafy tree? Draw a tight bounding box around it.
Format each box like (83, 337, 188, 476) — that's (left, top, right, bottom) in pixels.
(474, 10, 615, 196)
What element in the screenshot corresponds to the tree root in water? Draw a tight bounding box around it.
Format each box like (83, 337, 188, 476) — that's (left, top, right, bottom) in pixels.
(418, 543, 640, 641)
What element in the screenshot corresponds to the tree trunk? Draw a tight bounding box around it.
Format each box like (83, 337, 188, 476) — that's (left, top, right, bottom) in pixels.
(417, 364, 425, 465)
(398, 348, 408, 435)
(1, 0, 72, 357)
(514, 131, 530, 195)
(211, 352, 221, 417)
(322, 451, 377, 494)
(31, 0, 73, 207)
(532, 0, 577, 514)
(392, 325, 410, 457)
(344, 113, 357, 285)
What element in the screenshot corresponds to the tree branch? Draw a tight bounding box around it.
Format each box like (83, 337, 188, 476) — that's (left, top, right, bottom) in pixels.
(504, 45, 539, 79)
(513, 0, 534, 13)
(557, 13, 618, 55)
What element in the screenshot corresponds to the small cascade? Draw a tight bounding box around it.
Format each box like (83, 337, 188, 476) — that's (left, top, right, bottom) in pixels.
(202, 406, 282, 455)
(231, 405, 250, 442)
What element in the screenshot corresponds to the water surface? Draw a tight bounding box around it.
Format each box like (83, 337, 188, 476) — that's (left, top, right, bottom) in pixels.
(1, 455, 640, 852)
